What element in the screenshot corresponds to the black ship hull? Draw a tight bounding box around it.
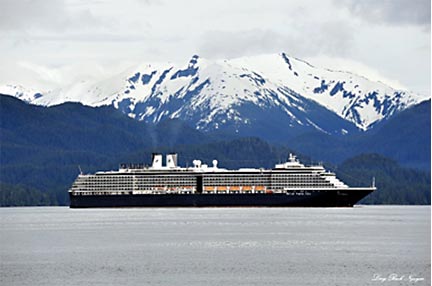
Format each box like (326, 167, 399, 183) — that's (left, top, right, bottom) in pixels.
(69, 188, 374, 208)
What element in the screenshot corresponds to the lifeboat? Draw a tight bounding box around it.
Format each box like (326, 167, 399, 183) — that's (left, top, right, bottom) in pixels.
(204, 186, 215, 192)
(216, 186, 227, 192)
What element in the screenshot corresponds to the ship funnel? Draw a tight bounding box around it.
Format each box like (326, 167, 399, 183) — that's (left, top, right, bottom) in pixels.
(151, 153, 163, 168)
(166, 153, 178, 168)
(289, 153, 297, 162)
(193, 160, 202, 168)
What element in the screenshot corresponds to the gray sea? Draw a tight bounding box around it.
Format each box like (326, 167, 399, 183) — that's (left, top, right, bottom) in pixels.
(0, 206, 430, 286)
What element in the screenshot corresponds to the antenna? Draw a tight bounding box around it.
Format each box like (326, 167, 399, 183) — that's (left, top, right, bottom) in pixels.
(78, 165, 83, 175)
(372, 176, 376, 188)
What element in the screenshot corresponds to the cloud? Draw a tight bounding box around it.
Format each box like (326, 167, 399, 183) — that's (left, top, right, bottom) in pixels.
(0, 0, 101, 32)
(18, 61, 64, 85)
(305, 56, 409, 91)
(198, 30, 282, 59)
(198, 21, 355, 60)
(341, 0, 431, 28)
(0, 0, 428, 95)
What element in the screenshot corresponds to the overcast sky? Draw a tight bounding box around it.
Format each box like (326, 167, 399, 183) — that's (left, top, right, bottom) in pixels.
(0, 0, 430, 95)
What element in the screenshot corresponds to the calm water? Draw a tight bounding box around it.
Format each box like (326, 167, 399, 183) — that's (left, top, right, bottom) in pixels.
(0, 206, 430, 286)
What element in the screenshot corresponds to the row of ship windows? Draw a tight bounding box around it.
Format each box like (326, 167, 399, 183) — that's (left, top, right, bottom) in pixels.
(79, 178, 195, 183)
(75, 181, 334, 187)
(202, 180, 327, 185)
(77, 177, 330, 182)
(272, 180, 330, 183)
(78, 181, 329, 185)
(73, 188, 131, 191)
(82, 179, 197, 183)
(272, 184, 333, 188)
(83, 176, 327, 181)
(204, 176, 269, 178)
(206, 179, 280, 182)
(72, 187, 333, 194)
(203, 183, 270, 186)
(75, 182, 196, 186)
(73, 183, 334, 190)
(78, 181, 307, 186)
(78, 176, 331, 183)
(88, 175, 325, 180)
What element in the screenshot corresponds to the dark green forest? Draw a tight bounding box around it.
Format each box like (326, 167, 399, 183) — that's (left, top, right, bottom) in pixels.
(1, 139, 430, 206)
(335, 154, 430, 205)
(0, 95, 430, 206)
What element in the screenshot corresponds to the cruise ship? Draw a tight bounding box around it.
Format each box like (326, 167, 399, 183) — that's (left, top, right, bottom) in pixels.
(69, 153, 375, 208)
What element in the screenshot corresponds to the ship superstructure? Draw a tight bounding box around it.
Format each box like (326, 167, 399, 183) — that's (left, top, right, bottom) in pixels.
(69, 153, 375, 208)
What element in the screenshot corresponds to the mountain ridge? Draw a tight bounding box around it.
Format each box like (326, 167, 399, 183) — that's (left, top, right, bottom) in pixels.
(1, 53, 428, 137)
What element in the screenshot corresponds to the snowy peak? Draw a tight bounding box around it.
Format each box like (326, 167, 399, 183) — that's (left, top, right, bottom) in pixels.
(228, 53, 427, 130)
(0, 84, 44, 103)
(1, 53, 428, 135)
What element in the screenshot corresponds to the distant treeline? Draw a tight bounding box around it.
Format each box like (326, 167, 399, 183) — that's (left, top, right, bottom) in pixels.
(335, 153, 430, 205)
(0, 139, 430, 206)
(0, 95, 430, 206)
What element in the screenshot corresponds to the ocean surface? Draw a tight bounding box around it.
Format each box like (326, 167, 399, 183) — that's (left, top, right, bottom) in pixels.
(0, 206, 430, 286)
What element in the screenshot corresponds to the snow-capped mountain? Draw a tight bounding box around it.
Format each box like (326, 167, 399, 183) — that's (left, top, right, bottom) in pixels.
(0, 84, 44, 103)
(2, 53, 428, 135)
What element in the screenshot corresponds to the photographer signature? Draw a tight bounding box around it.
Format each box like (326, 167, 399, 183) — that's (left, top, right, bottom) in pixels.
(372, 273, 425, 283)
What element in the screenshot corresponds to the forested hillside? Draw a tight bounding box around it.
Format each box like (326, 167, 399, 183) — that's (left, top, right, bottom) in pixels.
(336, 154, 430, 205)
(0, 95, 430, 206)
